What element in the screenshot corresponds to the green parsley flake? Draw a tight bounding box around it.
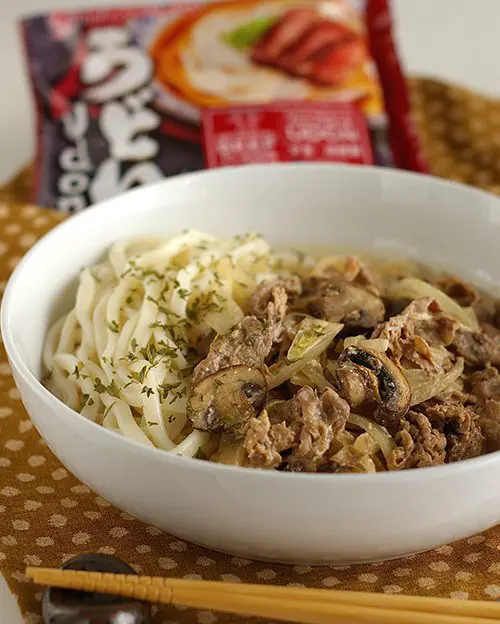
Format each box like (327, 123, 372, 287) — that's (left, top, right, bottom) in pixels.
(79, 393, 90, 412)
(103, 402, 116, 419)
(106, 319, 120, 333)
(93, 378, 107, 394)
(106, 379, 121, 398)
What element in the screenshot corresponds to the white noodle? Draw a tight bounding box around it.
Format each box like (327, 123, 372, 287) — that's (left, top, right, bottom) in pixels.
(44, 231, 306, 457)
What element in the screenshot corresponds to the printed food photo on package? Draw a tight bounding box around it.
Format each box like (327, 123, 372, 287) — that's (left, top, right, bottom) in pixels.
(21, 0, 427, 211)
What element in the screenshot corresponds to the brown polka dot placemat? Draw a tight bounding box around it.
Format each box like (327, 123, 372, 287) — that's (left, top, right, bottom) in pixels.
(409, 77, 500, 195)
(2, 77, 500, 624)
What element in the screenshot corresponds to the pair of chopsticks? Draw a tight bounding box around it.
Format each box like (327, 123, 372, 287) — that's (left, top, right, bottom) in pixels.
(27, 566, 500, 624)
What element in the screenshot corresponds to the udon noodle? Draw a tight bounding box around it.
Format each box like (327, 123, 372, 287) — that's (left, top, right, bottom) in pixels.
(44, 231, 500, 472)
(44, 231, 307, 456)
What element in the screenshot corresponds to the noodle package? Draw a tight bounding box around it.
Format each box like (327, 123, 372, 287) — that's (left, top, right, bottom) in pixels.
(21, 0, 427, 211)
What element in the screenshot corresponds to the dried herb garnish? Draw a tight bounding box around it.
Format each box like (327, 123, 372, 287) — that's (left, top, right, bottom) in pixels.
(141, 386, 154, 398)
(106, 379, 121, 398)
(79, 393, 90, 412)
(103, 402, 116, 419)
(106, 319, 120, 333)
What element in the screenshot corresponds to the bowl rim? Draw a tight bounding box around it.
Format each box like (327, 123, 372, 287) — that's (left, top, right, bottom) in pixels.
(3, 161, 500, 483)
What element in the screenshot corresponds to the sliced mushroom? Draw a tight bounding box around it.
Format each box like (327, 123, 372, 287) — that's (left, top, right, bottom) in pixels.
(296, 278, 385, 328)
(187, 365, 268, 433)
(335, 346, 411, 422)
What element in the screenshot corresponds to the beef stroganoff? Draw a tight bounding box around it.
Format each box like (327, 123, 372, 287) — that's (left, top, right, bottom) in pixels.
(44, 231, 500, 472)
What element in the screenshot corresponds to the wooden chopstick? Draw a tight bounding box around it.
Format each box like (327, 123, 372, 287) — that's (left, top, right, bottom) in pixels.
(26, 567, 500, 624)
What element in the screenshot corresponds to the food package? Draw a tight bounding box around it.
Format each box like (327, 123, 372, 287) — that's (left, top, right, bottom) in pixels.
(21, 0, 427, 211)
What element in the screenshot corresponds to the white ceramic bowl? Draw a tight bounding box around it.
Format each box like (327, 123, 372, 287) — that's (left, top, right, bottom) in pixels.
(3, 164, 500, 565)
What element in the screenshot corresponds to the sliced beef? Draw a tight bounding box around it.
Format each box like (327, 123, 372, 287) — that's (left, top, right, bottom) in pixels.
(192, 285, 287, 384)
(249, 277, 301, 319)
(372, 298, 458, 372)
(192, 317, 269, 384)
(243, 411, 295, 469)
(435, 275, 479, 308)
(474, 296, 497, 324)
(451, 324, 500, 367)
(429, 378, 474, 408)
(265, 284, 288, 342)
(251, 8, 320, 64)
(296, 277, 385, 328)
(318, 385, 351, 438)
(267, 392, 302, 426)
(388, 403, 483, 469)
(248, 386, 349, 471)
(343, 257, 381, 294)
(479, 399, 500, 451)
(423, 404, 484, 462)
(467, 366, 500, 452)
(274, 385, 349, 435)
(284, 386, 349, 471)
(279, 20, 352, 74)
(308, 38, 365, 86)
(377, 296, 500, 369)
(286, 387, 336, 470)
(387, 411, 447, 469)
(318, 256, 381, 295)
(251, 8, 362, 87)
(469, 366, 500, 401)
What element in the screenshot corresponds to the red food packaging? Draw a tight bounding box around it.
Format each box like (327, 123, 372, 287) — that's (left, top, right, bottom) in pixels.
(202, 101, 375, 167)
(21, 0, 427, 211)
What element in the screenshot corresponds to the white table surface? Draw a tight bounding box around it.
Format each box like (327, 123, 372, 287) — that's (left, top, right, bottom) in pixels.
(1, 0, 499, 621)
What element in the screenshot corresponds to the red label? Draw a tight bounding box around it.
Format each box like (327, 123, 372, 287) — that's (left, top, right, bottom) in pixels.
(201, 101, 374, 168)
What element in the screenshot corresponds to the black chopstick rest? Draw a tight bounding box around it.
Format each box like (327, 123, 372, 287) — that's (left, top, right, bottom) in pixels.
(42, 553, 151, 623)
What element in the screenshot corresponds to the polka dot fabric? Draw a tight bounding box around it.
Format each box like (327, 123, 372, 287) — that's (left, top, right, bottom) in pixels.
(409, 77, 500, 195)
(2, 78, 500, 623)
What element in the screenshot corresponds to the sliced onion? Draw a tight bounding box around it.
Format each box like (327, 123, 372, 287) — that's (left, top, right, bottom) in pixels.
(372, 454, 387, 472)
(428, 345, 453, 369)
(290, 360, 334, 391)
(347, 413, 396, 463)
(269, 322, 343, 389)
(353, 431, 377, 455)
(404, 357, 464, 406)
(387, 277, 479, 330)
(287, 318, 343, 363)
(343, 335, 389, 352)
(172, 430, 211, 457)
(211, 433, 247, 466)
(331, 443, 377, 473)
(205, 298, 244, 334)
(312, 254, 350, 277)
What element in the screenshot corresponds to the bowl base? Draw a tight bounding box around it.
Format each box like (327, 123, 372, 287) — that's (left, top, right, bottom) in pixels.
(171, 533, 435, 567)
